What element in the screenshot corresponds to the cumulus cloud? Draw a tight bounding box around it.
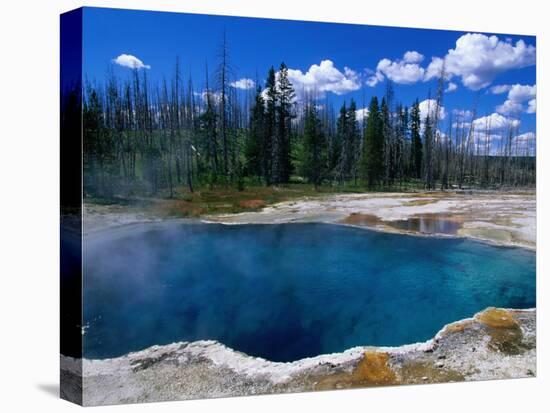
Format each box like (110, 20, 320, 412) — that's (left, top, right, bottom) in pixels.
(452, 120, 472, 129)
(230, 78, 255, 90)
(471, 131, 533, 156)
(470, 130, 504, 155)
(490, 84, 512, 94)
(423, 57, 445, 81)
(445, 82, 458, 92)
(377, 59, 425, 84)
(495, 100, 524, 116)
(526, 99, 536, 114)
(375, 51, 426, 84)
(452, 108, 473, 118)
(355, 107, 369, 122)
(403, 51, 424, 64)
(365, 70, 384, 87)
(112, 54, 151, 70)
(194, 90, 221, 105)
(495, 84, 536, 115)
(286, 60, 361, 99)
(364, 51, 426, 86)
(451, 109, 473, 128)
(514, 132, 536, 156)
(419, 99, 446, 121)
(424, 33, 535, 90)
(516, 131, 536, 143)
(472, 113, 520, 130)
(364, 34, 534, 90)
(508, 84, 537, 102)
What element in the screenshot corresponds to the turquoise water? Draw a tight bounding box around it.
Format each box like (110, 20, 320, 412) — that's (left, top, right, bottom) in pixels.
(83, 223, 535, 362)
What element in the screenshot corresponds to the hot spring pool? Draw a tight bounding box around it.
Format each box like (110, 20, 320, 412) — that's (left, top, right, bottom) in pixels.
(83, 222, 535, 362)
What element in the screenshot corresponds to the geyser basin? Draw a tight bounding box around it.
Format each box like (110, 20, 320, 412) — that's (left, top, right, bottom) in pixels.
(83, 223, 535, 362)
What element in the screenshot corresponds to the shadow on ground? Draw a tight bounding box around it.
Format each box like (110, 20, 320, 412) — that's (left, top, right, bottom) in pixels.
(36, 383, 59, 398)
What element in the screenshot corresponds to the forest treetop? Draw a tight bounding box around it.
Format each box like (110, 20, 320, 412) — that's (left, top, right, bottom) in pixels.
(75, 9, 536, 198)
(82, 7, 535, 140)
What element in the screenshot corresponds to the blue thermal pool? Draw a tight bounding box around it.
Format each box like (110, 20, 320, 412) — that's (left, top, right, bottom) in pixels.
(83, 222, 535, 362)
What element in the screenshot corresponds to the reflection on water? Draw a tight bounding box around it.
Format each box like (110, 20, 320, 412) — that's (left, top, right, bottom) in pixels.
(388, 215, 462, 235)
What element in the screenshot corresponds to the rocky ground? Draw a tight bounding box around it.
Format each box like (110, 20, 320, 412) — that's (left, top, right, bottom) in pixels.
(83, 191, 536, 250)
(204, 191, 536, 250)
(82, 203, 164, 234)
(70, 191, 536, 405)
(61, 308, 536, 406)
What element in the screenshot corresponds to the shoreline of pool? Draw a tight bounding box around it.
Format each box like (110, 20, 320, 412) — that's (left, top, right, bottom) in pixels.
(79, 213, 536, 253)
(66, 193, 536, 404)
(62, 307, 536, 406)
(81, 191, 536, 251)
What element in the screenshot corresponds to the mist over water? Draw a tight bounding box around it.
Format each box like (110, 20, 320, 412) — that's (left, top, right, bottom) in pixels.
(83, 223, 535, 362)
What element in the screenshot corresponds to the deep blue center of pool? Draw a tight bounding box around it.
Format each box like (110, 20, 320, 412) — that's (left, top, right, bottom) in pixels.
(83, 223, 535, 362)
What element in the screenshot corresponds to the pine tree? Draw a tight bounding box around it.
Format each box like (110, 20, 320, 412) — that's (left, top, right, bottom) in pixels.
(333, 103, 346, 180)
(423, 113, 435, 189)
(244, 86, 265, 178)
(395, 104, 408, 185)
(217, 31, 231, 177)
(199, 66, 219, 184)
(380, 97, 392, 185)
(361, 96, 383, 187)
(79, 52, 535, 197)
(336, 100, 360, 183)
(275, 62, 295, 183)
(83, 87, 103, 196)
(264, 67, 277, 185)
(301, 103, 325, 188)
(410, 99, 422, 178)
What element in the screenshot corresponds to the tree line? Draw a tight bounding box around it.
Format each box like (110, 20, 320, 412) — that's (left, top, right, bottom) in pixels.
(81, 48, 535, 199)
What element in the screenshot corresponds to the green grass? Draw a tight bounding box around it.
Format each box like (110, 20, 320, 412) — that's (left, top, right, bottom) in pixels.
(159, 183, 332, 218)
(84, 177, 442, 219)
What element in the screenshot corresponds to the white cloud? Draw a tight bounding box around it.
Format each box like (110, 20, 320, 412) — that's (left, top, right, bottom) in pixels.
(365, 70, 384, 87)
(435, 129, 449, 143)
(453, 120, 472, 129)
(495, 100, 524, 116)
(526, 99, 536, 114)
(376, 55, 425, 85)
(490, 84, 512, 94)
(112, 54, 151, 70)
(452, 109, 473, 118)
(419, 99, 446, 122)
(365, 34, 535, 90)
(355, 108, 369, 122)
(425, 33, 536, 90)
(450, 112, 520, 157)
(230, 78, 255, 90)
(423, 57, 445, 81)
(451, 109, 472, 128)
(366, 51, 426, 86)
(516, 131, 535, 142)
(445, 82, 458, 92)
(514, 132, 536, 156)
(194, 90, 221, 105)
(403, 51, 424, 64)
(472, 113, 520, 130)
(495, 84, 536, 115)
(508, 84, 536, 102)
(471, 131, 503, 155)
(286, 60, 361, 99)
(471, 131, 534, 156)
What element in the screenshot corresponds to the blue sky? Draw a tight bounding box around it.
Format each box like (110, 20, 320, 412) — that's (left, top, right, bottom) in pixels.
(82, 7, 536, 148)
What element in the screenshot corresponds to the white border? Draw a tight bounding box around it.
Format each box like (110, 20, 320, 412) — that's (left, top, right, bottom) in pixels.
(0, 1, 546, 412)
